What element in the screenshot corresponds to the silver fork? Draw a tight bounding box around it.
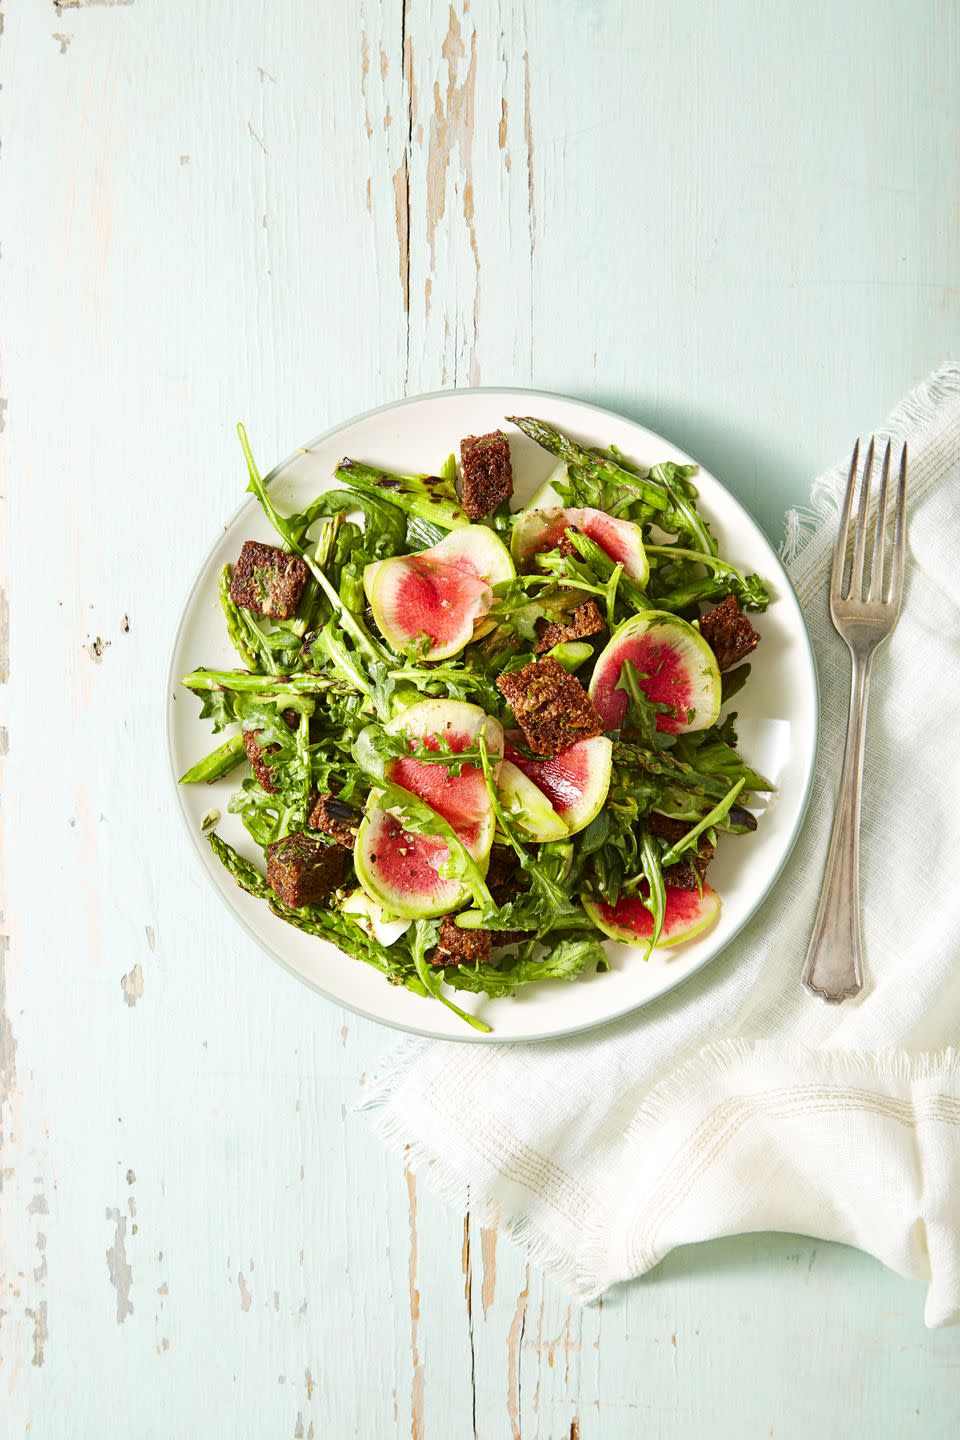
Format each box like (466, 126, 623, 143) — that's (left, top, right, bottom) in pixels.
(801, 436, 908, 1002)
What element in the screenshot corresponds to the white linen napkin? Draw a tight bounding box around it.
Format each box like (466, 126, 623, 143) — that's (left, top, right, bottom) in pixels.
(365, 364, 960, 1327)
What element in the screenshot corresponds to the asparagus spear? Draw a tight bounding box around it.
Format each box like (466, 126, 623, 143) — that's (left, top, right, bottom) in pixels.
(207, 831, 271, 897)
(507, 416, 673, 514)
(179, 732, 247, 784)
(181, 668, 334, 695)
(334, 457, 469, 532)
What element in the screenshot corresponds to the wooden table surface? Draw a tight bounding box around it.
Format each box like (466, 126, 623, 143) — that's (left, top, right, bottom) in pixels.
(3, 2, 959, 1435)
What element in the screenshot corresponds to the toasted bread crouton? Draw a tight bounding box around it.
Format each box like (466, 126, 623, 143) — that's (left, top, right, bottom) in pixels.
(647, 812, 715, 891)
(496, 657, 604, 756)
(242, 728, 280, 792)
(430, 916, 492, 967)
(697, 594, 760, 672)
(267, 832, 346, 907)
(230, 540, 309, 620)
(459, 431, 513, 519)
(307, 792, 360, 849)
(534, 600, 606, 653)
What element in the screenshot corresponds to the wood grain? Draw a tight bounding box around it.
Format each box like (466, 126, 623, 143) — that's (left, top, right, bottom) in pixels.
(2, 0, 959, 1434)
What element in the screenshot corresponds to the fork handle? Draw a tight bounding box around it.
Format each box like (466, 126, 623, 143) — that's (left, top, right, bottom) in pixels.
(801, 651, 874, 1002)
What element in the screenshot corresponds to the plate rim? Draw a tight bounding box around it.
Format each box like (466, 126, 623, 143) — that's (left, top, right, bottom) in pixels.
(164, 385, 820, 1043)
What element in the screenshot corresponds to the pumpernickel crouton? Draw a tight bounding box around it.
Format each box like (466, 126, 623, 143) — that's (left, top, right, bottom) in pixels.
(307, 792, 360, 849)
(430, 916, 492, 967)
(459, 431, 513, 519)
(242, 728, 280, 792)
(242, 709, 299, 792)
(534, 600, 606, 653)
(430, 915, 528, 967)
(267, 832, 345, 907)
(697, 594, 760, 673)
(647, 812, 715, 892)
(496, 657, 604, 756)
(230, 540, 309, 621)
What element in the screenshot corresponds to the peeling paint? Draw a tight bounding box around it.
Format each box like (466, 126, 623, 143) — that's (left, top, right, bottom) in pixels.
(179, 155, 190, 166)
(406, 1169, 424, 1439)
(360, 31, 373, 139)
(27, 1192, 48, 1215)
(106, 1208, 134, 1323)
(392, 155, 410, 313)
(0, 588, 10, 683)
(27, 1300, 48, 1366)
(145, 925, 156, 951)
(87, 634, 110, 662)
(247, 120, 267, 155)
(33, 1231, 48, 1284)
(121, 962, 144, 1007)
(120, 612, 130, 633)
(523, 52, 536, 252)
(54, 0, 135, 10)
(305, 1366, 314, 1400)
(238, 1270, 252, 1311)
(52, 31, 72, 52)
(425, 5, 481, 381)
(480, 1224, 497, 1317)
(506, 1271, 529, 1440)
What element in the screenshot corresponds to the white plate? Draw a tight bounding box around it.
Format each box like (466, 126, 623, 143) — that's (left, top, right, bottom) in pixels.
(166, 390, 818, 1042)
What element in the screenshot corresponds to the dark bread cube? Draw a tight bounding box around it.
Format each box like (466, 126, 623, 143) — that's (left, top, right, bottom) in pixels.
(430, 916, 492, 967)
(496, 657, 604, 756)
(267, 832, 346, 907)
(307, 792, 360, 849)
(647, 812, 715, 891)
(459, 431, 513, 519)
(697, 595, 760, 673)
(242, 728, 280, 792)
(534, 600, 606, 653)
(230, 541, 309, 621)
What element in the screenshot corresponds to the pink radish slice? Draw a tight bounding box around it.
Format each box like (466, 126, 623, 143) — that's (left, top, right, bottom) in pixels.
(589, 612, 721, 735)
(504, 735, 612, 835)
(511, 507, 648, 582)
(364, 528, 514, 660)
(583, 883, 721, 947)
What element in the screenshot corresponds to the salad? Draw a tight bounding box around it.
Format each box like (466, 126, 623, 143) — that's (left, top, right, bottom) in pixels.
(180, 417, 772, 1032)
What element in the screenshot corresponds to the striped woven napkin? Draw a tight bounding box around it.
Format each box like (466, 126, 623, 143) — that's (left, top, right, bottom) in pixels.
(366, 364, 960, 1327)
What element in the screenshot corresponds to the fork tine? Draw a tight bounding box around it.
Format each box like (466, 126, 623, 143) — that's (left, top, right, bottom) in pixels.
(887, 442, 908, 605)
(867, 440, 892, 601)
(849, 436, 874, 600)
(831, 439, 860, 603)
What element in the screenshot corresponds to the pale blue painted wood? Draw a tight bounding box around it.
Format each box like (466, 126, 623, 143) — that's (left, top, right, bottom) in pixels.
(1, 1, 958, 1436)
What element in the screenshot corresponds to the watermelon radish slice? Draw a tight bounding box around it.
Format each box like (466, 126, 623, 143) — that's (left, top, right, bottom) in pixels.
(511, 506, 649, 583)
(355, 700, 501, 918)
(504, 735, 613, 838)
(496, 760, 569, 842)
(355, 799, 495, 919)
(589, 611, 720, 734)
(583, 883, 721, 948)
(364, 527, 515, 660)
(384, 699, 503, 831)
